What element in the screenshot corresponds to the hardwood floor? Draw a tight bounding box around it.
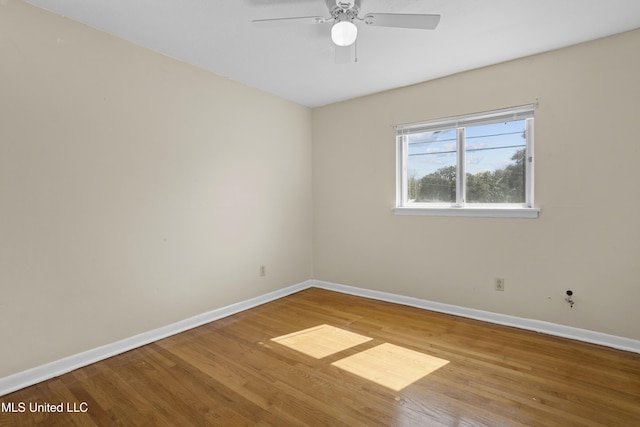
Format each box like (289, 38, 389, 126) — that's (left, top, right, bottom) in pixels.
(1, 287, 639, 426)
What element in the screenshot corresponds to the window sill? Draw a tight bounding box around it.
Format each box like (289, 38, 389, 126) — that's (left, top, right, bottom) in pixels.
(393, 206, 540, 219)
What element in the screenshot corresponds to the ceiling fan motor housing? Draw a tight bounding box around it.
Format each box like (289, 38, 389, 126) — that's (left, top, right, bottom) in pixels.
(328, 0, 360, 19)
(335, 0, 357, 10)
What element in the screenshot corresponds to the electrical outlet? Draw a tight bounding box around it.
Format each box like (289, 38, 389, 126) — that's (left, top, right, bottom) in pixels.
(260, 265, 266, 277)
(495, 278, 505, 291)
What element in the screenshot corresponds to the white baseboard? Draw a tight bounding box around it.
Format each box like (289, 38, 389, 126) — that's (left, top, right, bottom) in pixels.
(3, 278, 638, 397)
(312, 280, 640, 354)
(0, 280, 312, 397)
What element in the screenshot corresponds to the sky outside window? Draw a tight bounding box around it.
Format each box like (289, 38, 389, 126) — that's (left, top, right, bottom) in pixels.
(407, 120, 526, 178)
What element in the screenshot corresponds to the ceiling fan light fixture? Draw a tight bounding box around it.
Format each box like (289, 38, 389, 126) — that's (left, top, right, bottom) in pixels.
(331, 20, 357, 46)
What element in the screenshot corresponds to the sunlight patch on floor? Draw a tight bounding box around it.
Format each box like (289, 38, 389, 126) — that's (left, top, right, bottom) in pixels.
(271, 324, 373, 359)
(331, 343, 450, 391)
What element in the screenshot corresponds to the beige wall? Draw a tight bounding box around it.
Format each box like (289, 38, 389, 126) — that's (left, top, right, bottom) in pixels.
(0, 1, 312, 377)
(312, 29, 640, 340)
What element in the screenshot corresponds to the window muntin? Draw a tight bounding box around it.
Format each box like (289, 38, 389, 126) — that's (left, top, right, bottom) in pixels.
(397, 105, 536, 216)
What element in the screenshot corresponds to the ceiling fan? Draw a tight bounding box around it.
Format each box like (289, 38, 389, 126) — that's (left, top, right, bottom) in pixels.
(253, 0, 440, 63)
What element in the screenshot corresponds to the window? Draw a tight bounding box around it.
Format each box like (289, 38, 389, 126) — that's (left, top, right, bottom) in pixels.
(395, 105, 538, 218)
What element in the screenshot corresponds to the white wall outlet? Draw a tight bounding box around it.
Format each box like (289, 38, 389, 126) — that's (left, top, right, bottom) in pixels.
(260, 265, 266, 277)
(495, 278, 505, 291)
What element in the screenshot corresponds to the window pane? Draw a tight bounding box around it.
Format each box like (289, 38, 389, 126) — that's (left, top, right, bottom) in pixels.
(407, 129, 457, 203)
(465, 120, 526, 203)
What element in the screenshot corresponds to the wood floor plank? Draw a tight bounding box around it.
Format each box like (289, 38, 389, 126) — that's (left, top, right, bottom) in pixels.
(1, 287, 639, 426)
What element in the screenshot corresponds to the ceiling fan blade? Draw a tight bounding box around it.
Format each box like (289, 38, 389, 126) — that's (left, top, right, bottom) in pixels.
(362, 13, 440, 30)
(252, 16, 331, 27)
(335, 43, 356, 64)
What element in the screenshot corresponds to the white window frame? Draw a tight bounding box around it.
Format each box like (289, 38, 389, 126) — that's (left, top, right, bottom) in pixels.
(394, 105, 539, 219)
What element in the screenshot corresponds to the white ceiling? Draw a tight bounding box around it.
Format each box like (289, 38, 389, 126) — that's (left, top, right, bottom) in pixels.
(24, 0, 640, 107)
